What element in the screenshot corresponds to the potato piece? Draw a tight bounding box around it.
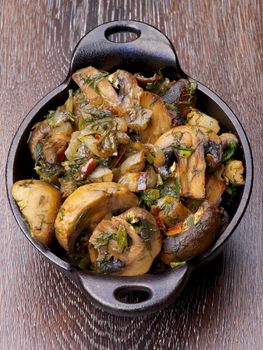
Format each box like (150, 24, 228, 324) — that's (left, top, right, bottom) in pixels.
(206, 175, 227, 205)
(55, 182, 138, 251)
(139, 91, 172, 143)
(12, 180, 61, 246)
(224, 160, 245, 185)
(187, 108, 220, 134)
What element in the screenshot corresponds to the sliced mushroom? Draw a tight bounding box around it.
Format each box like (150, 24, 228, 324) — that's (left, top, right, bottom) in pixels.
(161, 79, 196, 118)
(155, 125, 222, 199)
(120, 151, 145, 174)
(88, 166, 113, 182)
(205, 175, 227, 205)
(118, 166, 157, 192)
(179, 143, 206, 199)
(160, 201, 221, 263)
(89, 207, 161, 276)
(139, 91, 172, 143)
(72, 66, 120, 108)
(28, 120, 51, 160)
(29, 119, 73, 166)
(42, 123, 73, 164)
(118, 172, 147, 192)
(109, 69, 143, 112)
(55, 182, 138, 251)
(134, 73, 161, 86)
(203, 140, 222, 168)
(154, 196, 191, 228)
(155, 125, 221, 150)
(12, 180, 61, 246)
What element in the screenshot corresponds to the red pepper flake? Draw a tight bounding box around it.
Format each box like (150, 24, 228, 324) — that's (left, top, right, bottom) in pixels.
(112, 145, 127, 168)
(56, 148, 66, 163)
(95, 135, 102, 140)
(80, 158, 97, 179)
(156, 212, 166, 230)
(165, 222, 183, 236)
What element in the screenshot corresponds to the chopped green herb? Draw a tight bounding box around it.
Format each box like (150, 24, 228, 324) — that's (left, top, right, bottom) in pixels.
(126, 215, 139, 224)
(165, 103, 179, 112)
(94, 232, 113, 249)
(140, 189, 160, 207)
(34, 143, 43, 166)
(78, 255, 90, 269)
(174, 176, 180, 197)
(146, 153, 155, 164)
(117, 225, 128, 253)
(160, 182, 180, 199)
(170, 261, 186, 268)
(82, 105, 113, 119)
(186, 215, 195, 228)
(187, 199, 203, 211)
(222, 141, 238, 162)
(58, 207, 65, 219)
(75, 207, 90, 228)
(47, 111, 75, 127)
(195, 221, 203, 229)
(81, 71, 109, 92)
(186, 82, 197, 101)
(226, 184, 239, 195)
(172, 143, 194, 158)
(145, 71, 170, 95)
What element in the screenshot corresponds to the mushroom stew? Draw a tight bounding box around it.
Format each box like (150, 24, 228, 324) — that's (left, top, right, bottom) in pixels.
(11, 67, 245, 276)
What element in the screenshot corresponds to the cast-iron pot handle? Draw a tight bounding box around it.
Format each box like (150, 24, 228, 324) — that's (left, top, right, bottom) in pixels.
(70, 20, 185, 78)
(76, 264, 191, 316)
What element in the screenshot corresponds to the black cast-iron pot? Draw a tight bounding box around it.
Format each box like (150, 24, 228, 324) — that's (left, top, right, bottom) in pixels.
(6, 20, 253, 317)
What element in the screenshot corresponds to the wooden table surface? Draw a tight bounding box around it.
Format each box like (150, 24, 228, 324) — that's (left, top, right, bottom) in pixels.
(1, 1, 262, 349)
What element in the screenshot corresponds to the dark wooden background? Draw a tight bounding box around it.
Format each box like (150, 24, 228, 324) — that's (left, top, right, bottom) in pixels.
(1, 1, 262, 349)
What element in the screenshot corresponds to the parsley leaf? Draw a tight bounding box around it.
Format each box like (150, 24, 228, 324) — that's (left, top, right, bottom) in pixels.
(140, 189, 160, 207)
(222, 141, 238, 162)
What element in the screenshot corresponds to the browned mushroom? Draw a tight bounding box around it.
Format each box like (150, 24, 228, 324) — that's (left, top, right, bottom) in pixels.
(160, 201, 221, 264)
(155, 125, 222, 199)
(161, 79, 197, 118)
(55, 182, 139, 251)
(12, 180, 61, 246)
(139, 91, 172, 143)
(28, 120, 51, 161)
(88, 207, 161, 276)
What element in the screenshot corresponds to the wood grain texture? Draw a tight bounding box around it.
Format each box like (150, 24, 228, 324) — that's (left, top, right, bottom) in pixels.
(1, 0, 262, 349)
